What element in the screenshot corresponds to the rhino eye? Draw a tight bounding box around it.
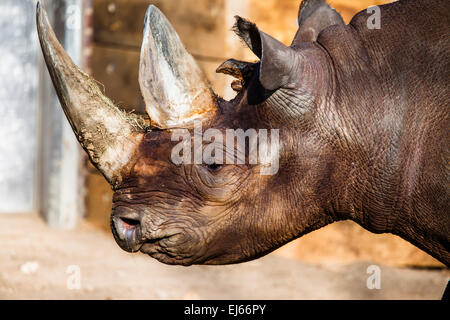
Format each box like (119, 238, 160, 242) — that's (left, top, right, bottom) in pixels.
(206, 163, 223, 172)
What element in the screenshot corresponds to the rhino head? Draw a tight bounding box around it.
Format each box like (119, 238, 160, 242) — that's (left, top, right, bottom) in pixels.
(36, 0, 450, 267)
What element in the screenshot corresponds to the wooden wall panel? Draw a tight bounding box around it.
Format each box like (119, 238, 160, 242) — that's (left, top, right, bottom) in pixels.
(85, 170, 113, 230)
(93, 0, 226, 58)
(91, 44, 144, 113)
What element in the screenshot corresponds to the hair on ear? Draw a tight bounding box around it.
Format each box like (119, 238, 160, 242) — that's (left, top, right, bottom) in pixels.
(232, 16, 262, 58)
(216, 59, 256, 82)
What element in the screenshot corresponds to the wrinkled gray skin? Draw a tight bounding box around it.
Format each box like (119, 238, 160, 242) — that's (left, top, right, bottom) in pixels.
(38, 0, 449, 267)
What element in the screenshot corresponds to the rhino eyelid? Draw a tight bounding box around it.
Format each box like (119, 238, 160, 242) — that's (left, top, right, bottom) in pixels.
(205, 163, 223, 172)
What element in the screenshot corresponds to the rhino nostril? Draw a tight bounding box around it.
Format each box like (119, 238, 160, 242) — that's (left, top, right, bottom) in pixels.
(111, 211, 145, 252)
(120, 217, 140, 229)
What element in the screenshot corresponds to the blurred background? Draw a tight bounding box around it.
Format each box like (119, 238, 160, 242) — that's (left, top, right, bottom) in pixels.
(0, 0, 448, 299)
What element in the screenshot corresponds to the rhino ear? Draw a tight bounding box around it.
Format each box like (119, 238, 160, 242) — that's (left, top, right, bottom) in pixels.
(233, 17, 299, 91)
(292, 0, 345, 44)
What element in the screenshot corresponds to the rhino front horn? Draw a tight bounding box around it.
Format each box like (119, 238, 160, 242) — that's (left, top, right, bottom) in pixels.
(36, 2, 144, 187)
(139, 5, 217, 129)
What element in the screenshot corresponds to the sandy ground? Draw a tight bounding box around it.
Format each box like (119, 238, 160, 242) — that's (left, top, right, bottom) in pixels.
(0, 214, 448, 300)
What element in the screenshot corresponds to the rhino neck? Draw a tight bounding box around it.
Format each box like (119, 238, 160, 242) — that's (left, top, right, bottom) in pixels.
(319, 74, 450, 265)
(309, 19, 450, 266)
(316, 76, 450, 266)
(342, 147, 450, 266)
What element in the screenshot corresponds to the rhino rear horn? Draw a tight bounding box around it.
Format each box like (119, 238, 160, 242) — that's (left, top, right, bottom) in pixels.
(139, 6, 217, 129)
(36, 2, 144, 187)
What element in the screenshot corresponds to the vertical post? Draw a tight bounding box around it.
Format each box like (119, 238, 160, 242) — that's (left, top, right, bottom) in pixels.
(0, 0, 39, 214)
(38, 0, 85, 228)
